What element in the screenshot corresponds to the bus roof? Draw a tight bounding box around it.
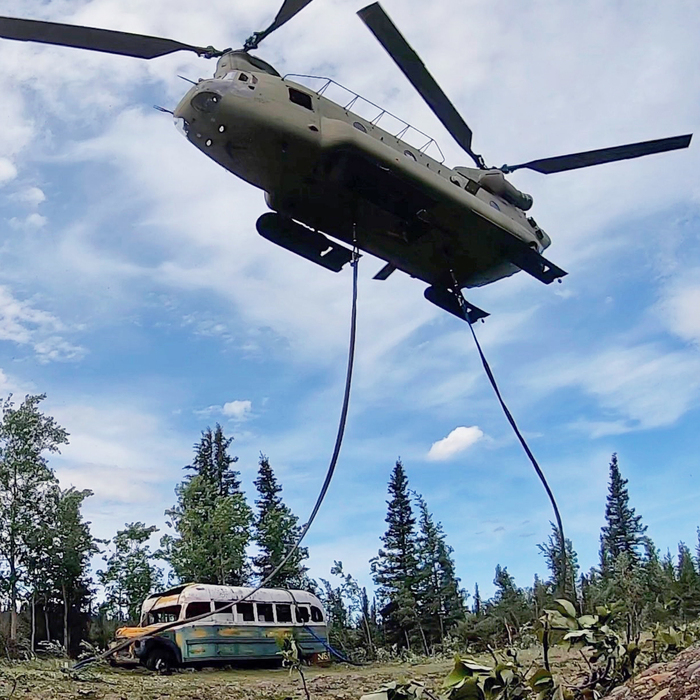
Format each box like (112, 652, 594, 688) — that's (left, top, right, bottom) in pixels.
(144, 584, 323, 612)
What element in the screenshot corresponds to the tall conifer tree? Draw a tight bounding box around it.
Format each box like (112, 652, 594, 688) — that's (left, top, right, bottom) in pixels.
(413, 493, 464, 643)
(371, 460, 422, 649)
(538, 521, 579, 603)
(252, 454, 308, 588)
(160, 425, 252, 585)
(599, 453, 647, 571)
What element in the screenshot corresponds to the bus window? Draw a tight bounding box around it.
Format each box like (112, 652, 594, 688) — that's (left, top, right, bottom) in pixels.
(185, 601, 211, 618)
(257, 603, 274, 622)
(310, 606, 324, 623)
(236, 603, 255, 622)
(295, 606, 310, 623)
(214, 601, 234, 616)
(148, 605, 181, 624)
(276, 604, 292, 623)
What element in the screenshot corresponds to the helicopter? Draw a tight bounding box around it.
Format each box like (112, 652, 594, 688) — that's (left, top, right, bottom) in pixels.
(0, 1, 692, 324)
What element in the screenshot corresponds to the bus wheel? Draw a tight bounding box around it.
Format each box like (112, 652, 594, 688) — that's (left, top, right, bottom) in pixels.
(145, 647, 176, 674)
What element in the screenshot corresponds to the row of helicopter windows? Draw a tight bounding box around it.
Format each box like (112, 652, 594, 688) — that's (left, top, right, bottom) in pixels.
(351, 120, 420, 163)
(285, 87, 427, 167)
(224, 71, 259, 88)
(152, 600, 325, 625)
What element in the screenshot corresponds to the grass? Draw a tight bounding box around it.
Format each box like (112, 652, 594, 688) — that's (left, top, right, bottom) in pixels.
(0, 644, 595, 700)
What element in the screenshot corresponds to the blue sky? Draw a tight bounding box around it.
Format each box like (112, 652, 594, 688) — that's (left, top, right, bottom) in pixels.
(0, 0, 698, 600)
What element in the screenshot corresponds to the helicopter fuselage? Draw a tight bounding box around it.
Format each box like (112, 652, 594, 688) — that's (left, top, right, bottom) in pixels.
(173, 53, 563, 295)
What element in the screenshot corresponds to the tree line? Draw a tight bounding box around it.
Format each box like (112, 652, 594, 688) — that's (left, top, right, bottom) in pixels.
(330, 453, 700, 659)
(1, 393, 699, 659)
(0, 395, 309, 654)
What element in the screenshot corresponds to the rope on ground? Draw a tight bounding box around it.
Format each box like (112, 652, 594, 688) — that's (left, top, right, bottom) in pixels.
(302, 624, 363, 666)
(451, 275, 568, 593)
(74, 242, 361, 671)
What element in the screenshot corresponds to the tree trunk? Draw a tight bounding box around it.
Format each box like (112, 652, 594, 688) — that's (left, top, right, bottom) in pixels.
(31, 592, 36, 652)
(417, 621, 429, 655)
(44, 602, 50, 642)
(362, 615, 375, 658)
(62, 583, 69, 653)
(9, 558, 17, 641)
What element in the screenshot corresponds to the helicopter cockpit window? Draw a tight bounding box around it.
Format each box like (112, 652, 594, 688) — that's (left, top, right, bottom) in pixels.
(191, 92, 220, 113)
(288, 88, 313, 111)
(238, 73, 249, 82)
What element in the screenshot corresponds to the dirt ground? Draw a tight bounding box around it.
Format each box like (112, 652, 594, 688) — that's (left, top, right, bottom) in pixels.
(601, 643, 700, 700)
(1, 644, 697, 700)
(1, 658, 451, 700)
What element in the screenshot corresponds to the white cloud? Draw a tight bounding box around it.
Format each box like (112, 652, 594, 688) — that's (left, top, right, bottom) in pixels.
(0, 285, 84, 362)
(222, 400, 252, 420)
(33, 336, 87, 363)
(427, 426, 485, 461)
(526, 342, 700, 434)
(9, 213, 47, 230)
(52, 402, 189, 503)
(657, 273, 700, 346)
(196, 399, 253, 421)
(12, 186, 46, 208)
(0, 158, 17, 186)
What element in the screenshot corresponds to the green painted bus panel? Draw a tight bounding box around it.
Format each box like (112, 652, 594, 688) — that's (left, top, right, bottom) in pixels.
(178, 624, 326, 662)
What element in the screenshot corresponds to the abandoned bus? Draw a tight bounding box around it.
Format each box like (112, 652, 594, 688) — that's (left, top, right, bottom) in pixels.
(111, 583, 328, 671)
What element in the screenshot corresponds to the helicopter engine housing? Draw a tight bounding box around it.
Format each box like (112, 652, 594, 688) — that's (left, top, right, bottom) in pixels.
(475, 170, 533, 212)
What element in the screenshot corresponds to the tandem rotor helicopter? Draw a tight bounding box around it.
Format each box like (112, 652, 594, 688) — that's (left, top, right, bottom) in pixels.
(0, 1, 692, 323)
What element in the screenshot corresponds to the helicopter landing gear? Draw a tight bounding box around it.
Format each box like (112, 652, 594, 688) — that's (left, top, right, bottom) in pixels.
(424, 286, 489, 324)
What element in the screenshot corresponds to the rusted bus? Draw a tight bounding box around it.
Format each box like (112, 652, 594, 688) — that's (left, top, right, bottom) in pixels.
(111, 583, 329, 671)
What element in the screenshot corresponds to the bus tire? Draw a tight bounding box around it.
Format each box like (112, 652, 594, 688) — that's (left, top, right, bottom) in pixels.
(145, 646, 176, 673)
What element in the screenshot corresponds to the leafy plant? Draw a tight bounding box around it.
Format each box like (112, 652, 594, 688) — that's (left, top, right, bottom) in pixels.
(538, 600, 639, 698)
(360, 680, 438, 700)
(279, 634, 311, 700)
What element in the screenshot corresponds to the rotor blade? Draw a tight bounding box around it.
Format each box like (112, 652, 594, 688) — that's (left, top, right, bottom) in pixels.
(270, 0, 315, 32)
(0, 16, 219, 59)
(503, 134, 693, 175)
(244, 0, 314, 49)
(358, 2, 483, 168)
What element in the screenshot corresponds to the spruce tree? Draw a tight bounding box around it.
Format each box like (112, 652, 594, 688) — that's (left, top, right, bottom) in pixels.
(185, 424, 241, 496)
(639, 538, 669, 622)
(371, 460, 422, 649)
(538, 521, 579, 603)
(473, 583, 482, 616)
(160, 425, 252, 585)
(599, 453, 647, 571)
(252, 454, 309, 588)
(490, 565, 530, 644)
(674, 542, 700, 620)
(413, 493, 464, 644)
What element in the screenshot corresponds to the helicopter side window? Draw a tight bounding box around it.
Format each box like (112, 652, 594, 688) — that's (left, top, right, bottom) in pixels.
(288, 88, 313, 111)
(238, 73, 249, 82)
